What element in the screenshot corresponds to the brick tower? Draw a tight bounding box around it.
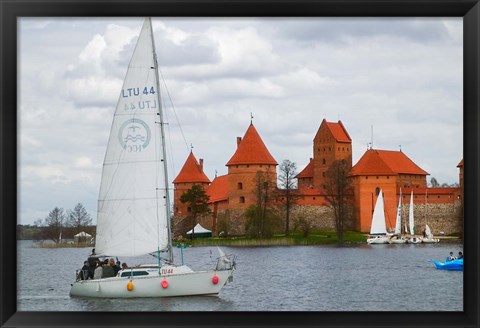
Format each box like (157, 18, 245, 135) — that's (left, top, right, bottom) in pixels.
(297, 119, 352, 191)
(172, 151, 210, 218)
(225, 123, 278, 209)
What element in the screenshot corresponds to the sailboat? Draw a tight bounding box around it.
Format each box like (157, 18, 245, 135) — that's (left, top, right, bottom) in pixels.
(407, 191, 422, 244)
(422, 190, 440, 243)
(389, 188, 407, 244)
(70, 18, 235, 298)
(367, 189, 390, 244)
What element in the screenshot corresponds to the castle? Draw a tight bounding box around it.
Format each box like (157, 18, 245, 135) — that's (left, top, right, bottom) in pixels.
(173, 119, 463, 236)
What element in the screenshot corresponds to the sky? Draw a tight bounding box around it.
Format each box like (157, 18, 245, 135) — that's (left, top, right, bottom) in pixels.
(18, 17, 463, 225)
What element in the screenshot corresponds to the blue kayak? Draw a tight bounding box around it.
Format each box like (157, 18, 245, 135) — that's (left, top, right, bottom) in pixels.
(433, 257, 463, 271)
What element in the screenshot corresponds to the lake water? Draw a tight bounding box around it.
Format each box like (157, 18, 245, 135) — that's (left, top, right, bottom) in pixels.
(16, 240, 463, 311)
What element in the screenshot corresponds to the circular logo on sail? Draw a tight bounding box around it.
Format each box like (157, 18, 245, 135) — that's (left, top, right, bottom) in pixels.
(119, 118, 151, 152)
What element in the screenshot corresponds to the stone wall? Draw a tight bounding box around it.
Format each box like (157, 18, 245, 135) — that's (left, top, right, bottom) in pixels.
(174, 199, 463, 238)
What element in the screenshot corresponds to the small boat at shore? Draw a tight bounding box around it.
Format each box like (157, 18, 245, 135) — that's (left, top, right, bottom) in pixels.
(432, 258, 463, 271)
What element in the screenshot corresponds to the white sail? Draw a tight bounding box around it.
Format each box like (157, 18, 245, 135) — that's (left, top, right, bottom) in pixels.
(425, 224, 433, 239)
(370, 189, 387, 235)
(95, 18, 169, 257)
(408, 191, 415, 235)
(394, 189, 402, 234)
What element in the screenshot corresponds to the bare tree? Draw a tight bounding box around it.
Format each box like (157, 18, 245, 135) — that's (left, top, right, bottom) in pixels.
(245, 171, 278, 238)
(278, 159, 298, 236)
(324, 160, 353, 243)
(67, 203, 92, 229)
(44, 207, 66, 243)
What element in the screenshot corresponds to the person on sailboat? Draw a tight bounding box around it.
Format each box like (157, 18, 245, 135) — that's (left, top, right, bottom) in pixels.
(79, 261, 90, 280)
(93, 261, 103, 279)
(457, 252, 463, 259)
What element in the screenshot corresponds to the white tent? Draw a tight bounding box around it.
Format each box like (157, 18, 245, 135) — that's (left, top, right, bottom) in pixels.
(186, 223, 212, 238)
(74, 231, 92, 238)
(74, 231, 93, 244)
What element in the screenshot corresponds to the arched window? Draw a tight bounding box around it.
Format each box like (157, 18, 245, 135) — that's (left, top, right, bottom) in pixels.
(237, 182, 243, 190)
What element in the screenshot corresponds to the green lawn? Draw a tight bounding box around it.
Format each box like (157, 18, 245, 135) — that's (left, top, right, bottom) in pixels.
(183, 230, 368, 247)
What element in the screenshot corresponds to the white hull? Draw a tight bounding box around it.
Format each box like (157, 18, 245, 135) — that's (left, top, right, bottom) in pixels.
(367, 235, 390, 244)
(407, 236, 423, 244)
(70, 265, 233, 298)
(421, 237, 440, 243)
(388, 235, 408, 244)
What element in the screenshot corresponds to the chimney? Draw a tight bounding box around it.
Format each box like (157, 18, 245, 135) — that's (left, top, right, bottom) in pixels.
(199, 159, 204, 172)
(236, 137, 242, 147)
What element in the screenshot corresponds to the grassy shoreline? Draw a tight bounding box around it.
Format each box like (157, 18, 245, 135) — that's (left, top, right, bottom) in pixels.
(30, 231, 461, 248)
(185, 231, 461, 247)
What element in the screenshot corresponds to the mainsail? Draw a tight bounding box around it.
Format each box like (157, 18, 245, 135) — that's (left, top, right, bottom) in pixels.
(408, 191, 415, 235)
(394, 189, 402, 234)
(95, 18, 170, 257)
(370, 190, 387, 235)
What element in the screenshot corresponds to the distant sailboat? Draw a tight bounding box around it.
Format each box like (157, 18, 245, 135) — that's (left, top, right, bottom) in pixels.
(408, 191, 422, 244)
(367, 189, 389, 244)
(422, 190, 440, 243)
(70, 18, 235, 298)
(389, 188, 407, 244)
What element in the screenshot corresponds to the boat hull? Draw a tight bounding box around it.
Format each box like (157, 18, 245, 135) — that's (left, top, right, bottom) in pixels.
(70, 268, 233, 298)
(421, 237, 440, 243)
(433, 258, 463, 271)
(367, 235, 389, 244)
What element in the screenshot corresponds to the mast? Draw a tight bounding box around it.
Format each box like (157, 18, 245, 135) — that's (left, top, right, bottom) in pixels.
(148, 17, 174, 264)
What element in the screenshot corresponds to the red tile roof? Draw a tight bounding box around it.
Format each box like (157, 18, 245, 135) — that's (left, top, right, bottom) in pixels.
(326, 120, 352, 143)
(350, 149, 429, 176)
(296, 159, 314, 178)
(226, 124, 278, 166)
(206, 175, 228, 203)
(315, 119, 352, 143)
(172, 152, 211, 184)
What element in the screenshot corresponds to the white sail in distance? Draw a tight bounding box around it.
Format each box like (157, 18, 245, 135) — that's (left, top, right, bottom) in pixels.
(95, 18, 169, 257)
(370, 190, 387, 235)
(408, 191, 415, 235)
(394, 189, 402, 234)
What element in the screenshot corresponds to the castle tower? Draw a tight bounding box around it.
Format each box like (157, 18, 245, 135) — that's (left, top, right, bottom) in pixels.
(225, 123, 278, 209)
(350, 149, 428, 232)
(172, 151, 211, 217)
(297, 119, 352, 191)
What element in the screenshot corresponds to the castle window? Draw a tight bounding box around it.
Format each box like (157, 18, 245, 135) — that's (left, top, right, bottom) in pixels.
(329, 147, 331, 151)
(366, 176, 368, 179)
(322, 158, 326, 165)
(313, 197, 316, 200)
(338, 147, 340, 151)
(246, 165, 250, 168)
(376, 176, 379, 179)
(239, 196, 245, 203)
(342, 147, 345, 151)
(375, 187, 380, 196)
(237, 182, 243, 190)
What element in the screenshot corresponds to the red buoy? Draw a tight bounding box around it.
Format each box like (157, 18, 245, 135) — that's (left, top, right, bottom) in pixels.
(161, 279, 168, 289)
(212, 275, 219, 285)
(127, 281, 134, 291)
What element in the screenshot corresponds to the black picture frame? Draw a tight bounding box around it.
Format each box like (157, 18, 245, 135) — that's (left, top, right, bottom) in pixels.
(1, 0, 478, 327)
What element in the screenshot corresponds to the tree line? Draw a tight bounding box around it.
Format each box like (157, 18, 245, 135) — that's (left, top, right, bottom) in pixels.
(18, 203, 94, 243)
